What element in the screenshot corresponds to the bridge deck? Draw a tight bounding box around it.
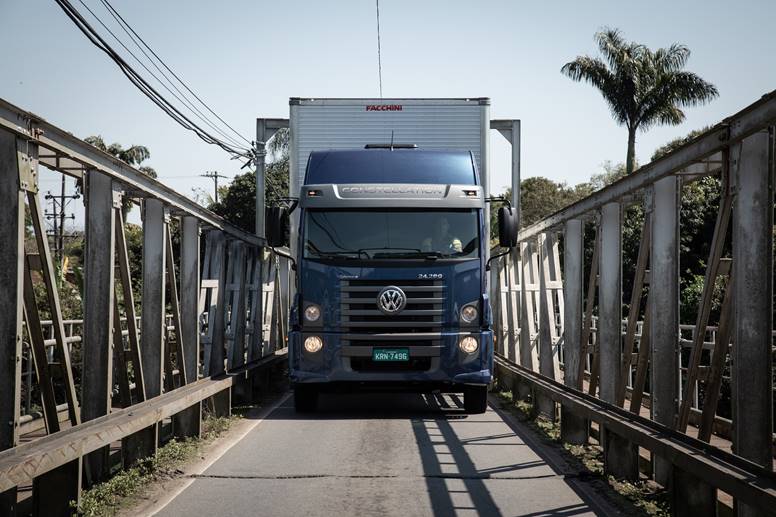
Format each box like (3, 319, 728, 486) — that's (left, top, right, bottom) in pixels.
(153, 393, 616, 517)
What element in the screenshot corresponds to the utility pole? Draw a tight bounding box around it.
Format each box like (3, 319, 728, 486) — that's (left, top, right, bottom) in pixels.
(44, 176, 80, 264)
(200, 171, 227, 204)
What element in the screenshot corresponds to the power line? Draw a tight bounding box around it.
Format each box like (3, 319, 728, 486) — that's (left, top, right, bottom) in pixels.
(74, 0, 248, 152)
(97, 0, 252, 148)
(53, 0, 253, 163)
(44, 176, 80, 264)
(89, 0, 250, 150)
(200, 171, 228, 203)
(375, 0, 383, 99)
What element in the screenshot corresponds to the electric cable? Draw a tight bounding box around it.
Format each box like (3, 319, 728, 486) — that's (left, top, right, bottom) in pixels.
(94, 0, 251, 149)
(98, 0, 252, 147)
(75, 0, 249, 152)
(53, 0, 252, 162)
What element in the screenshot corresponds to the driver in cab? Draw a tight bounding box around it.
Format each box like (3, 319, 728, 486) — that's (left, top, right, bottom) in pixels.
(422, 217, 462, 255)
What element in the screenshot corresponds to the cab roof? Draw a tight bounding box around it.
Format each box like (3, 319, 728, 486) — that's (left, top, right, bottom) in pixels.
(303, 149, 479, 186)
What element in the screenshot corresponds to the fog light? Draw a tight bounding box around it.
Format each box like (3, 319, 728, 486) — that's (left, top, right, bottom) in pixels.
(461, 304, 478, 323)
(304, 304, 321, 322)
(304, 336, 323, 353)
(459, 336, 479, 354)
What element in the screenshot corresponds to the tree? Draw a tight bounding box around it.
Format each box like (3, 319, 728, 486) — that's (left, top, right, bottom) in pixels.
(85, 136, 157, 216)
(210, 157, 290, 233)
(561, 28, 718, 175)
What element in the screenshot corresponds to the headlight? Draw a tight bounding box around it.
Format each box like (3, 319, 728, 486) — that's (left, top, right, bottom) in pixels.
(304, 335, 323, 353)
(304, 304, 321, 322)
(458, 336, 479, 354)
(460, 304, 478, 324)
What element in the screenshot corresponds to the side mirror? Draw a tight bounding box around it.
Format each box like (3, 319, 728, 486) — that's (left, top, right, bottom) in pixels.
(498, 206, 518, 248)
(266, 206, 290, 247)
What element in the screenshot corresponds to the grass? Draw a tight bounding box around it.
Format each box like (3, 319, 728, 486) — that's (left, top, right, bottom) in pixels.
(73, 415, 240, 517)
(494, 386, 670, 517)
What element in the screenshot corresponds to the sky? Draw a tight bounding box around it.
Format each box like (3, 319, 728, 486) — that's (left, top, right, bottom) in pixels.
(1, 0, 775, 228)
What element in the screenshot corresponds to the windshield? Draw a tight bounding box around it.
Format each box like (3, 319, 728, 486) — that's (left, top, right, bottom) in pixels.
(303, 209, 480, 260)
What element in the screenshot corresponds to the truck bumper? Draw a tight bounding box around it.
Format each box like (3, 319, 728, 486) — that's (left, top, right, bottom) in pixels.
(288, 330, 493, 388)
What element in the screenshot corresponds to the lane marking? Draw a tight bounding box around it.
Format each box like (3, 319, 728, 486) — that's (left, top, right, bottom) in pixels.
(148, 392, 292, 516)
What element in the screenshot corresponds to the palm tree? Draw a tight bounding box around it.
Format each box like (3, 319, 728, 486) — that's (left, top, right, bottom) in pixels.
(85, 135, 157, 216)
(561, 28, 718, 174)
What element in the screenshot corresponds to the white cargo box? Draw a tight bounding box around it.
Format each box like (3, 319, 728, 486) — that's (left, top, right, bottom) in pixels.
(288, 98, 491, 198)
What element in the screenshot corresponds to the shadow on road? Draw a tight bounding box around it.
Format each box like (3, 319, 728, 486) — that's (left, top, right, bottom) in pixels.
(258, 391, 603, 516)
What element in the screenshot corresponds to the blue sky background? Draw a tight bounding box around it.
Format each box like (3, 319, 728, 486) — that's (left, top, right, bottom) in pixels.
(1, 0, 775, 223)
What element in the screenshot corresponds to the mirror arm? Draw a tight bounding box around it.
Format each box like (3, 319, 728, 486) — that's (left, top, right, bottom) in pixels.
(269, 246, 297, 271)
(276, 197, 299, 213)
(486, 196, 511, 209)
(485, 248, 512, 272)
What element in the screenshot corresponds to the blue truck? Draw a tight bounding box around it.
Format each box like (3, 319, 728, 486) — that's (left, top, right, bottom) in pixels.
(265, 98, 517, 413)
(267, 147, 517, 413)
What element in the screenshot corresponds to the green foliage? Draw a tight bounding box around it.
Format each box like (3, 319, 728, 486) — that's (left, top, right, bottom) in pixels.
(74, 416, 238, 516)
(651, 127, 713, 161)
(562, 28, 718, 174)
(209, 157, 290, 233)
(84, 136, 157, 216)
(123, 223, 144, 303)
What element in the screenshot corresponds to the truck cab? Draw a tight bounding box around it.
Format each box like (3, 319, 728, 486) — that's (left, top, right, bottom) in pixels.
(274, 147, 511, 413)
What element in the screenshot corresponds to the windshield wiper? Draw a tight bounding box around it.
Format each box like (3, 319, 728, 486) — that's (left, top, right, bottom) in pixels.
(372, 250, 444, 260)
(310, 250, 370, 260)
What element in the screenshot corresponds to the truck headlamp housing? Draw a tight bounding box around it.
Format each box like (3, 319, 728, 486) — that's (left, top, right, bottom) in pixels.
(458, 336, 479, 354)
(304, 335, 323, 353)
(460, 304, 478, 324)
(304, 304, 321, 323)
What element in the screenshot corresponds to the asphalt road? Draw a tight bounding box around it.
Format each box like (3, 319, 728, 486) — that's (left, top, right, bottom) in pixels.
(155, 392, 615, 517)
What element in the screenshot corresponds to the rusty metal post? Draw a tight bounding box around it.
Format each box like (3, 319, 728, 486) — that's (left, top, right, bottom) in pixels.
(173, 216, 202, 438)
(517, 241, 538, 400)
(82, 170, 116, 481)
(561, 219, 588, 444)
(732, 130, 773, 517)
(651, 175, 716, 507)
(0, 129, 25, 513)
(32, 457, 82, 516)
(599, 202, 638, 480)
(537, 233, 557, 419)
(649, 176, 679, 484)
(126, 198, 167, 466)
(142, 199, 167, 397)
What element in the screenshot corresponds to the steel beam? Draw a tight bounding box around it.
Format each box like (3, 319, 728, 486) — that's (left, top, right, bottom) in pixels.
(0, 351, 288, 494)
(515, 90, 776, 241)
(599, 202, 638, 480)
(179, 217, 200, 383)
(598, 203, 622, 405)
(732, 130, 773, 517)
(649, 176, 679, 485)
(82, 170, 116, 480)
(561, 219, 587, 444)
(494, 357, 776, 516)
(226, 241, 248, 370)
(0, 129, 24, 514)
(518, 242, 538, 373)
(141, 199, 167, 398)
(255, 119, 268, 239)
(0, 98, 262, 247)
(537, 233, 557, 419)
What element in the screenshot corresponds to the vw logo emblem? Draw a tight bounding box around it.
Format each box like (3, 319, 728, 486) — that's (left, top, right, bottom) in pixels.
(377, 286, 407, 314)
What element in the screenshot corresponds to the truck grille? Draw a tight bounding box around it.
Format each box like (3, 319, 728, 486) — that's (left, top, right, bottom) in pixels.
(340, 279, 445, 335)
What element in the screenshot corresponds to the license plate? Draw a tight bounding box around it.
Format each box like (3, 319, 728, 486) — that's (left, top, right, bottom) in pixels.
(372, 348, 409, 362)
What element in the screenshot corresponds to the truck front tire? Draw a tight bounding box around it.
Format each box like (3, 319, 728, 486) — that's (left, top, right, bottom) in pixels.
(464, 385, 488, 414)
(294, 385, 318, 412)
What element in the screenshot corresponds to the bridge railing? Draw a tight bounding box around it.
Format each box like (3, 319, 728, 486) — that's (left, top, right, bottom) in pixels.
(491, 89, 776, 515)
(0, 98, 290, 515)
